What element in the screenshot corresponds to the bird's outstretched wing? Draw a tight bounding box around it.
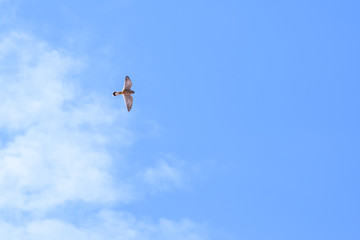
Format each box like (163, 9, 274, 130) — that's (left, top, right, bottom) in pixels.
(123, 94, 133, 111)
(123, 76, 132, 91)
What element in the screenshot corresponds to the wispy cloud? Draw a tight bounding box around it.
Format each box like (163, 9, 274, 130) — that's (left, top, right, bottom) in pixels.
(0, 211, 207, 240)
(0, 32, 208, 239)
(143, 159, 184, 191)
(0, 32, 130, 211)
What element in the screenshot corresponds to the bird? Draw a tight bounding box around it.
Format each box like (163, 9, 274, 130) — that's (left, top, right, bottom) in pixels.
(113, 76, 135, 111)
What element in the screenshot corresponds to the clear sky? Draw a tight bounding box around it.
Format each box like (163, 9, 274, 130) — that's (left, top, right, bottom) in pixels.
(0, 0, 359, 239)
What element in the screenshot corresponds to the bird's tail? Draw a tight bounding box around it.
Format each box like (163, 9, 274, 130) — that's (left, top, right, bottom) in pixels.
(113, 92, 122, 96)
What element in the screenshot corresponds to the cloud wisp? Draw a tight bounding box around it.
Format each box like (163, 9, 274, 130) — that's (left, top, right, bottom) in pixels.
(0, 32, 130, 211)
(0, 32, 208, 239)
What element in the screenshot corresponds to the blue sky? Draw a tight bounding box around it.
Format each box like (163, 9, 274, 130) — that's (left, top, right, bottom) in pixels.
(0, 0, 359, 239)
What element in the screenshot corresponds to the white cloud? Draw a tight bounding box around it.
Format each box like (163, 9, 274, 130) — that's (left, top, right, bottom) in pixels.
(0, 211, 208, 240)
(0, 32, 208, 239)
(0, 32, 133, 211)
(143, 160, 183, 191)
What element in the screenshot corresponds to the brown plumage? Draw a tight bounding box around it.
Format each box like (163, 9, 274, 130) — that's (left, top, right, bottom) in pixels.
(113, 76, 135, 111)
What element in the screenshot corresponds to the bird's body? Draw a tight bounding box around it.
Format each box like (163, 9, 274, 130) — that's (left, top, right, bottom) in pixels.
(113, 89, 135, 96)
(113, 76, 135, 111)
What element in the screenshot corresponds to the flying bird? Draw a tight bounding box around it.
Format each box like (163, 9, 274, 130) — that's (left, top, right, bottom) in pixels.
(113, 76, 135, 111)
